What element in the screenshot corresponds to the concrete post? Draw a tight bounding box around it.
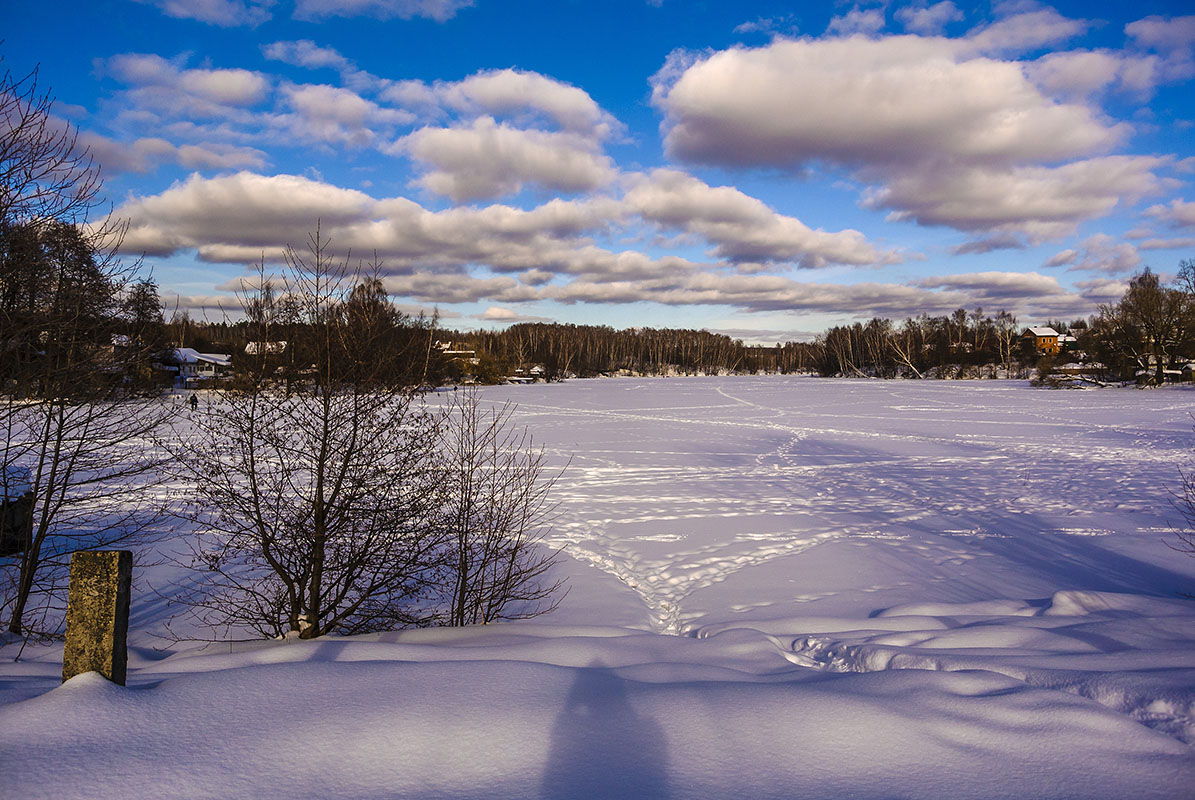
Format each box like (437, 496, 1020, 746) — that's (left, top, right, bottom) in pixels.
(62, 550, 132, 685)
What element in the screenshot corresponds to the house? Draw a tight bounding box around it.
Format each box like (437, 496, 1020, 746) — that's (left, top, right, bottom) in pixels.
(1021, 326, 1061, 355)
(244, 341, 288, 356)
(173, 347, 233, 387)
(435, 340, 480, 367)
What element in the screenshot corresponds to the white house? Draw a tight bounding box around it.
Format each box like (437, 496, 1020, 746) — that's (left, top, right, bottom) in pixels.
(173, 347, 233, 387)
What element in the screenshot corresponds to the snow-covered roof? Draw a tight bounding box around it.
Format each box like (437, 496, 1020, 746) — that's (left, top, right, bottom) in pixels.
(245, 341, 287, 355)
(1025, 327, 1060, 337)
(174, 347, 232, 366)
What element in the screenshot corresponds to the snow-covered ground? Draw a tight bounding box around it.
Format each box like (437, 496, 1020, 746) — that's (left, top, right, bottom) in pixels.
(3, 376, 1194, 798)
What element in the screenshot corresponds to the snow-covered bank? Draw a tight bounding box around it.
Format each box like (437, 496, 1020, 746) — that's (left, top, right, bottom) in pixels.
(3, 377, 1194, 798)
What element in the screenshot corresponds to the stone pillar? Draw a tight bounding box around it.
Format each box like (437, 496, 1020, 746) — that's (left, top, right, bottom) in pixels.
(62, 550, 132, 685)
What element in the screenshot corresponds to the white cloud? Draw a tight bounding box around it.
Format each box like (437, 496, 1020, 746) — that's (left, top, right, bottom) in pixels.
(1075, 277, 1131, 303)
(1043, 249, 1078, 268)
(895, 2, 963, 36)
(395, 118, 616, 202)
(864, 156, 1170, 242)
(279, 84, 414, 147)
(1064, 234, 1142, 275)
(133, 0, 274, 27)
(262, 40, 354, 72)
(261, 40, 379, 92)
(966, 8, 1088, 55)
(293, 0, 473, 22)
(383, 68, 617, 140)
(103, 54, 270, 118)
(624, 169, 892, 267)
(653, 35, 1123, 169)
(1145, 198, 1195, 229)
(913, 271, 1068, 300)
(1125, 15, 1195, 53)
(115, 171, 376, 255)
(827, 7, 887, 37)
(79, 132, 267, 173)
(1137, 237, 1195, 251)
(647, 13, 1183, 245)
(475, 306, 554, 323)
(108, 170, 1094, 320)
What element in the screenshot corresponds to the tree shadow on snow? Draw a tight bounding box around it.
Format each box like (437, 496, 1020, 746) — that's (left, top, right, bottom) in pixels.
(540, 662, 670, 800)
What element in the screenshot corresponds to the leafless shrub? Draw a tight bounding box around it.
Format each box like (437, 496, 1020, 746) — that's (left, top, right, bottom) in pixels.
(438, 388, 565, 626)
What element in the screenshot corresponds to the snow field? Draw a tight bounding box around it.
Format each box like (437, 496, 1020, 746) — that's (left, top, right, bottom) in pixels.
(2, 376, 1195, 798)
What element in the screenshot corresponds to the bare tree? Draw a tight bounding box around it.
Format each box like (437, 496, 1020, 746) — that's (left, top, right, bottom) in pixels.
(438, 389, 564, 626)
(169, 231, 446, 639)
(0, 61, 101, 227)
(1, 222, 170, 637)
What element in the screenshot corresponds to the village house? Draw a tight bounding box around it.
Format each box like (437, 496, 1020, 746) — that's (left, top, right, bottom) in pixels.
(172, 347, 233, 387)
(1021, 326, 1061, 355)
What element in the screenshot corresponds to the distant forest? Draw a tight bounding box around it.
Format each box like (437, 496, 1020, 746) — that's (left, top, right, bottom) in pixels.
(164, 259, 1195, 385)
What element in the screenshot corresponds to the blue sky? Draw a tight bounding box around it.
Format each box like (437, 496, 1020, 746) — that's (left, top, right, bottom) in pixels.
(7, 1, 1195, 341)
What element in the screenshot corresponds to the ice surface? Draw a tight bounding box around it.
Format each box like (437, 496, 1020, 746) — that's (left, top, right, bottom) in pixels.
(2, 377, 1194, 798)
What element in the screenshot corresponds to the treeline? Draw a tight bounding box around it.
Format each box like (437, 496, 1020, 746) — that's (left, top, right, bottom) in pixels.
(163, 260, 1195, 385)
(813, 264, 1195, 382)
(461, 324, 817, 379)
(813, 309, 1026, 379)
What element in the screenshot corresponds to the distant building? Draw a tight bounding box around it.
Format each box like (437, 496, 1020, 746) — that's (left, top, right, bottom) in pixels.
(244, 341, 288, 355)
(1021, 327, 1061, 355)
(173, 347, 233, 387)
(435, 340, 480, 366)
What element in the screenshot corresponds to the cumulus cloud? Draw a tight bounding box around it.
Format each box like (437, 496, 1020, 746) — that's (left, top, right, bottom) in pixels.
(895, 2, 963, 36)
(279, 84, 413, 147)
(1145, 198, 1195, 229)
(79, 132, 267, 173)
(261, 40, 379, 92)
(865, 156, 1170, 243)
(1061, 234, 1142, 275)
(827, 7, 886, 37)
(1125, 15, 1195, 53)
(102, 53, 270, 118)
(648, 12, 1183, 245)
(384, 69, 617, 139)
(133, 0, 274, 27)
(653, 35, 1122, 169)
(624, 169, 892, 267)
(965, 8, 1088, 55)
(262, 40, 354, 72)
(395, 118, 617, 201)
(109, 170, 1093, 319)
(115, 171, 376, 255)
(293, 0, 472, 22)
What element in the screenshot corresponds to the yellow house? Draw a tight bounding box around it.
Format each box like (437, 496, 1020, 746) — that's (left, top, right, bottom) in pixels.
(1021, 326, 1060, 355)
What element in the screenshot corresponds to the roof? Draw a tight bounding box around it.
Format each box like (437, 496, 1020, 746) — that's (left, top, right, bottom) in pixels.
(245, 341, 288, 355)
(1025, 327, 1060, 337)
(174, 347, 232, 366)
